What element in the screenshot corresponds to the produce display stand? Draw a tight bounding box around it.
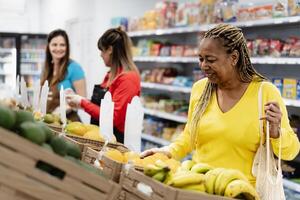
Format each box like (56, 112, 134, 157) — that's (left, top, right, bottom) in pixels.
(0, 127, 121, 200)
(118, 167, 232, 200)
(45, 123, 63, 133)
(66, 134, 129, 153)
(82, 146, 126, 182)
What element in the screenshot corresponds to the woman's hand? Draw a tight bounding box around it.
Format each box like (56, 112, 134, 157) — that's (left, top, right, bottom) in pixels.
(140, 147, 172, 159)
(260, 101, 282, 138)
(66, 94, 84, 109)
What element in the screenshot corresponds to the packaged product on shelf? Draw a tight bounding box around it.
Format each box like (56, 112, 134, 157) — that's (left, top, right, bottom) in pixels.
(273, 0, 289, 18)
(237, 3, 255, 21)
(143, 10, 158, 30)
(150, 42, 162, 56)
(199, 0, 217, 24)
(290, 37, 300, 57)
(159, 45, 172, 56)
(272, 77, 284, 94)
(221, 0, 238, 22)
(254, 3, 274, 20)
(155, 1, 177, 28)
(270, 39, 283, 57)
(183, 45, 198, 56)
(175, 2, 189, 26)
(110, 17, 128, 31)
(187, 2, 201, 26)
(128, 17, 139, 31)
(171, 45, 185, 57)
(288, 0, 300, 16)
(283, 78, 297, 99)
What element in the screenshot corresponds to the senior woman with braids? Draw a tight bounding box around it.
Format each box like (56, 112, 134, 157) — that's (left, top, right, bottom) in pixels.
(141, 24, 299, 184)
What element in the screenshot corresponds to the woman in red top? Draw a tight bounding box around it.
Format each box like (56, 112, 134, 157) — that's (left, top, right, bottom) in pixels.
(67, 27, 140, 143)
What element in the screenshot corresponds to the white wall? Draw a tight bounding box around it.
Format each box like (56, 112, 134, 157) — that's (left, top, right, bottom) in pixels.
(0, 0, 41, 33)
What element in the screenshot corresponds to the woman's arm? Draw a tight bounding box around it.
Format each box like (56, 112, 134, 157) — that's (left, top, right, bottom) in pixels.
(73, 79, 86, 97)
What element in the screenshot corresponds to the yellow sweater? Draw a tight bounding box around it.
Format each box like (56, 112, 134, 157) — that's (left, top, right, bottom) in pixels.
(168, 78, 300, 184)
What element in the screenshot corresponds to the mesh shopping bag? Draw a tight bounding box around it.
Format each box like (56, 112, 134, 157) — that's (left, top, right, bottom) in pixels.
(252, 82, 285, 200)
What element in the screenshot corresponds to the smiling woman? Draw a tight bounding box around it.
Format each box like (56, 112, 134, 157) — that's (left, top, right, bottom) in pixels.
(40, 29, 86, 121)
(141, 24, 300, 189)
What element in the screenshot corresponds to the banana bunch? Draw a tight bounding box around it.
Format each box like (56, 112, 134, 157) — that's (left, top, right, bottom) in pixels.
(143, 160, 170, 182)
(167, 171, 206, 193)
(205, 168, 259, 199)
(163, 160, 211, 193)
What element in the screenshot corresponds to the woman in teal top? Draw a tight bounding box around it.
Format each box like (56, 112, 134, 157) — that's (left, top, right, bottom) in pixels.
(40, 29, 86, 121)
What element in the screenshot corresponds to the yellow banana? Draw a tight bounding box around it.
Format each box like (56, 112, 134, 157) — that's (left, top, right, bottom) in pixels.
(155, 159, 169, 171)
(224, 179, 259, 200)
(152, 171, 167, 182)
(190, 163, 213, 174)
(180, 160, 195, 171)
(181, 183, 206, 193)
(170, 172, 205, 188)
(164, 171, 174, 185)
(144, 164, 164, 177)
(214, 169, 248, 196)
(204, 168, 225, 194)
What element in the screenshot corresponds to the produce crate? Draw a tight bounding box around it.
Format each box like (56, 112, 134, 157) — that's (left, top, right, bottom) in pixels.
(82, 146, 125, 182)
(45, 123, 63, 132)
(119, 167, 232, 200)
(66, 134, 129, 153)
(0, 127, 121, 200)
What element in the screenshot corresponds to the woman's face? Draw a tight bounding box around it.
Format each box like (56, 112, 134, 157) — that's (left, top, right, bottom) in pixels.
(198, 38, 238, 84)
(49, 35, 67, 62)
(100, 46, 112, 67)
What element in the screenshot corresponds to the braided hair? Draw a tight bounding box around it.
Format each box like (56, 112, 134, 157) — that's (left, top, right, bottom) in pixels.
(190, 24, 267, 149)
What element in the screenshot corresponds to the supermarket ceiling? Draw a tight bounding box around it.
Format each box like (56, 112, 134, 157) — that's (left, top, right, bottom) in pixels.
(0, 0, 26, 13)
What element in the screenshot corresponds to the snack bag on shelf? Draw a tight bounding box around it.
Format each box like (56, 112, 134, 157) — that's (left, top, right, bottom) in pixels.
(273, 0, 289, 18)
(288, 0, 300, 16)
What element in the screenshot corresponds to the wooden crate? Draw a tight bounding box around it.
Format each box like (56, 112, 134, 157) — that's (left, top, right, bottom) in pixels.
(66, 134, 129, 153)
(0, 127, 121, 200)
(82, 146, 125, 183)
(119, 167, 233, 200)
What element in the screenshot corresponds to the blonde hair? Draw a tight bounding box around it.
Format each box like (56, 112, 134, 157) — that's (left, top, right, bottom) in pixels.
(190, 24, 267, 149)
(97, 27, 139, 86)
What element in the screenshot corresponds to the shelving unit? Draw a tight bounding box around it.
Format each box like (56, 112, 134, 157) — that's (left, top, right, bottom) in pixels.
(283, 179, 300, 194)
(141, 133, 170, 146)
(144, 108, 187, 123)
(0, 48, 17, 88)
(130, 15, 300, 149)
(134, 56, 300, 65)
(128, 16, 300, 37)
(142, 82, 192, 93)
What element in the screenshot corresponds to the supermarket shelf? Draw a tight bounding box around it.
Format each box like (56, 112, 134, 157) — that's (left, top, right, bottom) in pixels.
(142, 82, 192, 93)
(134, 56, 198, 63)
(128, 16, 300, 37)
(21, 59, 44, 63)
(21, 49, 45, 53)
(144, 108, 187, 123)
(0, 48, 15, 54)
(284, 98, 300, 108)
(134, 56, 300, 65)
(251, 57, 300, 65)
(283, 179, 300, 193)
(0, 58, 12, 63)
(21, 71, 41, 75)
(141, 133, 170, 146)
